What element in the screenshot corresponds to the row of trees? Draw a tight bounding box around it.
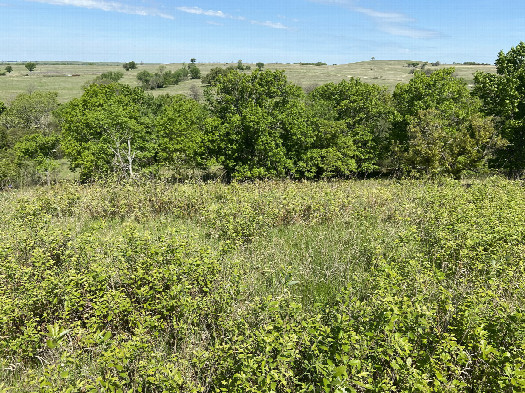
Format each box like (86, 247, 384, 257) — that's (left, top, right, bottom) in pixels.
(136, 64, 201, 90)
(0, 43, 524, 185)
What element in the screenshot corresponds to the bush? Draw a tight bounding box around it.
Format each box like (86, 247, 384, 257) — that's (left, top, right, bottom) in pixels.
(122, 61, 137, 71)
(2, 179, 525, 390)
(188, 64, 201, 79)
(201, 67, 233, 86)
(25, 62, 36, 72)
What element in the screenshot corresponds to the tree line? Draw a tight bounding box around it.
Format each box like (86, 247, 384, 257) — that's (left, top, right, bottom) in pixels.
(0, 42, 524, 186)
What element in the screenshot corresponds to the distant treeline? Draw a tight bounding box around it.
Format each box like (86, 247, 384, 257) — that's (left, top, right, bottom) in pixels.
(1, 42, 524, 186)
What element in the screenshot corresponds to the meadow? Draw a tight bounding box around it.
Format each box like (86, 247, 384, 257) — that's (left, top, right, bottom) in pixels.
(0, 60, 495, 103)
(1, 178, 524, 392)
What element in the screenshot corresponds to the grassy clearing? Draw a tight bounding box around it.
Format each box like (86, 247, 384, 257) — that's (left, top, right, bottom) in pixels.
(1, 178, 525, 391)
(0, 61, 495, 103)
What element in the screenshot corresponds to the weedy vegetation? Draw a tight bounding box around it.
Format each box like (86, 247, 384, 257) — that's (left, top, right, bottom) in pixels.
(1, 178, 525, 392)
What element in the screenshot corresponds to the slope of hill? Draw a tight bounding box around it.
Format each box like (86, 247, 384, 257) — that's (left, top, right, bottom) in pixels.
(0, 60, 495, 103)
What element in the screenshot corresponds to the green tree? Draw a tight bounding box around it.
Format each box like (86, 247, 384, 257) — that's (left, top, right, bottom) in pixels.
(256, 62, 264, 70)
(0, 91, 61, 185)
(25, 62, 37, 72)
(393, 68, 475, 146)
(473, 42, 525, 172)
(0, 91, 59, 135)
(309, 78, 397, 174)
(205, 69, 306, 179)
(14, 133, 60, 185)
(393, 68, 504, 176)
(123, 61, 137, 71)
(155, 95, 207, 172)
(58, 83, 159, 181)
(236, 60, 250, 70)
(202, 67, 233, 86)
(190, 58, 196, 64)
(188, 64, 201, 79)
(5, 65, 13, 73)
(294, 117, 358, 178)
(401, 109, 504, 178)
(137, 70, 154, 88)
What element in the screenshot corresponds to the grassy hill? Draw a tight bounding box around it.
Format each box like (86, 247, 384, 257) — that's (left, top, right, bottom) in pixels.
(0, 60, 496, 103)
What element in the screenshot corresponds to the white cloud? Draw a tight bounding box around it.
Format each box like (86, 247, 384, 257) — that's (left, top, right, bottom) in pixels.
(308, 0, 440, 39)
(177, 5, 288, 29)
(352, 6, 438, 38)
(176, 6, 245, 20)
(353, 7, 413, 24)
(251, 20, 288, 29)
(26, 0, 174, 19)
(379, 25, 439, 39)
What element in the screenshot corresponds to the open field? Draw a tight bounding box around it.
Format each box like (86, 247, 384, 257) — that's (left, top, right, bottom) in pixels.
(0, 60, 496, 103)
(1, 178, 525, 391)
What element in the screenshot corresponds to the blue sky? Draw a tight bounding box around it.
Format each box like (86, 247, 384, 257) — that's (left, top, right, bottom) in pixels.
(0, 0, 524, 64)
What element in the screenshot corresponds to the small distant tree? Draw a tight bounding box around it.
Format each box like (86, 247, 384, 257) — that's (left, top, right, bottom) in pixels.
(190, 58, 196, 64)
(25, 62, 36, 72)
(189, 65, 201, 79)
(256, 62, 264, 70)
(236, 60, 250, 70)
(137, 70, 154, 88)
(5, 65, 13, 73)
(99, 71, 124, 82)
(123, 61, 137, 71)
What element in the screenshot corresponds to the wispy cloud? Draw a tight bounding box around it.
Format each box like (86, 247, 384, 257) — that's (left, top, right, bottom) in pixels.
(26, 0, 174, 19)
(177, 5, 289, 30)
(176, 6, 245, 20)
(353, 6, 438, 38)
(353, 7, 413, 24)
(308, 0, 440, 39)
(251, 20, 288, 29)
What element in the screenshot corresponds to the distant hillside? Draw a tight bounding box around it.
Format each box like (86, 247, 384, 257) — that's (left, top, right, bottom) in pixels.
(0, 60, 495, 103)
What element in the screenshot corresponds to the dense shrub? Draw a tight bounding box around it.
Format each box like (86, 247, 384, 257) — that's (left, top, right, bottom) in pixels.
(1, 179, 525, 391)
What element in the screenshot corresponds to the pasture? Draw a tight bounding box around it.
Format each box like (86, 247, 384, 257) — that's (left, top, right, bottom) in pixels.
(0, 60, 496, 103)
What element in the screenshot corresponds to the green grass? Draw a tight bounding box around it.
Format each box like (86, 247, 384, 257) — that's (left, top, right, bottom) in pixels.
(0, 61, 496, 103)
(1, 178, 525, 391)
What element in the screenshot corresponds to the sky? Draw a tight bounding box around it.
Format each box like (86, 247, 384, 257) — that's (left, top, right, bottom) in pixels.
(0, 0, 524, 64)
